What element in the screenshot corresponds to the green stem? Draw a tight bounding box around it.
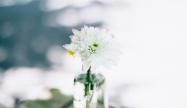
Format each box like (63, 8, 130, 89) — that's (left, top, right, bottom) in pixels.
(85, 66, 92, 96)
(87, 66, 91, 82)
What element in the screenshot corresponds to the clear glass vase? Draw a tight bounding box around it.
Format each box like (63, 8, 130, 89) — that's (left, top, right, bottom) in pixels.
(73, 65, 107, 108)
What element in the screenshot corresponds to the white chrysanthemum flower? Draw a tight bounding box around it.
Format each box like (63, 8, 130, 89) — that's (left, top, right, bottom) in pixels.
(64, 26, 119, 69)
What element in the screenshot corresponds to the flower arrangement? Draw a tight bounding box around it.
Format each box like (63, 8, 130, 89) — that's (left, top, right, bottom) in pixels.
(64, 26, 118, 108)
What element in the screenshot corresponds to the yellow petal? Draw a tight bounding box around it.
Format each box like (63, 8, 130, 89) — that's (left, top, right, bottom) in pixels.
(67, 50, 75, 56)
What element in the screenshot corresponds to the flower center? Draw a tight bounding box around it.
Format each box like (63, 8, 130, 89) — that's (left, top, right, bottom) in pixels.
(88, 43, 99, 54)
(93, 43, 98, 47)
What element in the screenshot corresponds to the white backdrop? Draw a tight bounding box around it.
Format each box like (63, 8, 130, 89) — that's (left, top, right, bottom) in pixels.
(105, 0, 187, 107)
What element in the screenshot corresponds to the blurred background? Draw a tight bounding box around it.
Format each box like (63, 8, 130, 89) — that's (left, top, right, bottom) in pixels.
(0, 0, 187, 108)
